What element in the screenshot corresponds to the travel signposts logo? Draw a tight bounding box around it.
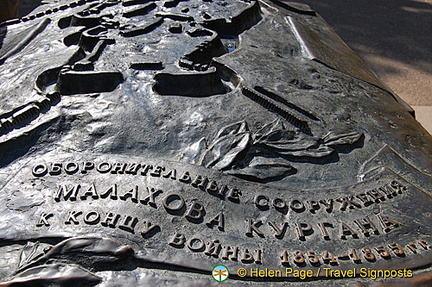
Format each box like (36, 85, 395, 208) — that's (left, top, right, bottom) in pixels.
(212, 265, 229, 282)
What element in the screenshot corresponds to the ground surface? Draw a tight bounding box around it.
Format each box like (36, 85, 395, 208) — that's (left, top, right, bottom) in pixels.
(292, 0, 432, 133)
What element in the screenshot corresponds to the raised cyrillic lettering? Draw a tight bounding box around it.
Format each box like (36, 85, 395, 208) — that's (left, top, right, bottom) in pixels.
(319, 199, 333, 213)
(295, 222, 313, 240)
(227, 187, 241, 203)
(273, 198, 287, 210)
(221, 245, 239, 261)
(125, 163, 141, 175)
(254, 195, 269, 209)
(55, 184, 80, 201)
(140, 187, 162, 208)
(336, 196, 361, 210)
(162, 168, 176, 179)
(185, 202, 205, 223)
(169, 232, 186, 247)
(119, 215, 138, 233)
(50, 163, 62, 175)
(290, 200, 305, 212)
(150, 166, 164, 177)
(354, 216, 379, 236)
(390, 180, 407, 194)
(83, 211, 100, 225)
(240, 248, 255, 263)
(32, 164, 47, 177)
(206, 212, 225, 231)
(81, 162, 94, 174)
(140, 164, 153, 176)
(356, 193, 374, 206)
(80, 184, 98, 200)
(101, 212, 120, 228)
(163, 194, 185, 214)
(339, 222, 358, 239)
(318, 222, 333, 240)
(141, 220, 160, 237)
(204, 240, 221, 257)
(111, 163, 127, 174)
(307, 200, 319, 213)
(36, 213, 53, 227)
(246, 219, 264, 237)
(119, 185, 138, 203)
(64, 210, 82, 224)
(191, 175, 208, 190)
(179, 171, 192, 183)
(187, 238, 205, 252)
(97, 162, 111, 173)
(64, 162, 79, 174)
(206, 181, 226, 198)
(100, 184, 118, 199)
(376, 214, 399, 232)
(268, 221, 288, 239)
(367, 189, 384, 202)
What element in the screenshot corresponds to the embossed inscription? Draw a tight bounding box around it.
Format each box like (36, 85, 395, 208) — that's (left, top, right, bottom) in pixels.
(54, 183, 164, 207)
(52, 183, 226, 227)
(51, 180, 401, 241)
(279, 239, 431, 267)
(32, 162, 242, 202)
(254, 180, 407, 214)
(245, 214, 399, 240)
(25, 159, 429, 270)
(168, 232, 263, 264)
(36, 209, 161, 237)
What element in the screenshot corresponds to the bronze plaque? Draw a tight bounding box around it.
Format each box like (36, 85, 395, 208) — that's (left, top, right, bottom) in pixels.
(0, 0, 431, 285)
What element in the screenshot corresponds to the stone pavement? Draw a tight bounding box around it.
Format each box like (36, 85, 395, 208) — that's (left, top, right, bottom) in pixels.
(293, 0, 432, 134)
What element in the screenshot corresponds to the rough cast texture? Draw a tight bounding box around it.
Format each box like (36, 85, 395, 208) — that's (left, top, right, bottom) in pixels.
(0, 0, 431, 285)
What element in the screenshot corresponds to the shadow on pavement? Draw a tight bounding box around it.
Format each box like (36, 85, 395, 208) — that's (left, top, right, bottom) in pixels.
(292, 0, 432, 75)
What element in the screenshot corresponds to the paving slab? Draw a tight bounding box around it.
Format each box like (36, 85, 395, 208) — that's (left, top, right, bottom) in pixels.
(413, 106, 432, 134)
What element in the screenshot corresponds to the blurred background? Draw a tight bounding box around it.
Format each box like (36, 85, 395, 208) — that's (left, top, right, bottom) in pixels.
(0, 0, 41, 21)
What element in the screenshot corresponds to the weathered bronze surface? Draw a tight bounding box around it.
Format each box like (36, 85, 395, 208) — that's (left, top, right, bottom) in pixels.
(0, 0, 431, 285)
